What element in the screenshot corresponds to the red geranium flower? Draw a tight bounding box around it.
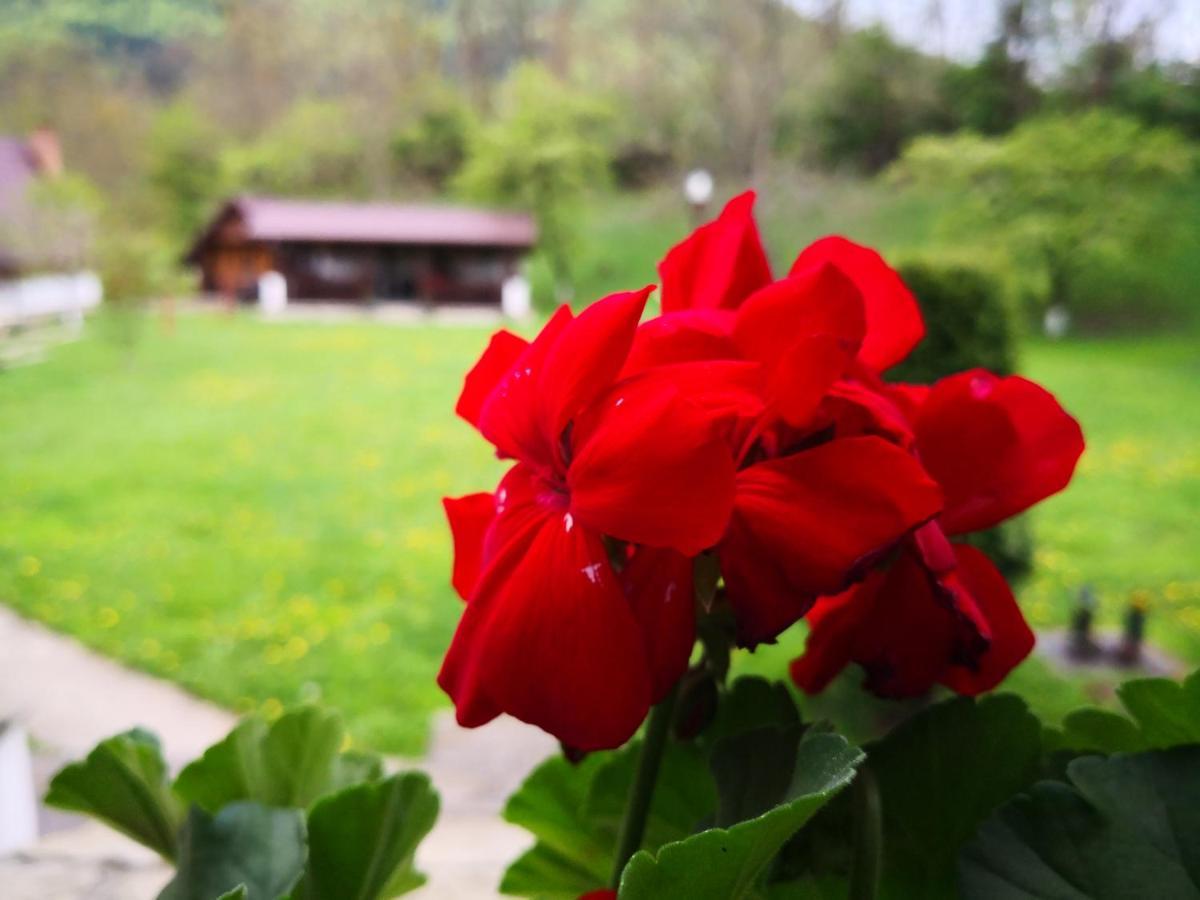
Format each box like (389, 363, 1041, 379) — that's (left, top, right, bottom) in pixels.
(632, 194, 944, 646)
(792, 369, 1085, 697)
(439, 289, 735, 750)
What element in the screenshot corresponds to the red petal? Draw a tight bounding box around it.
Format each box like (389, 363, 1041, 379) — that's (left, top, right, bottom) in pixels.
(568, 373, 736, 556)
(733, 264, 866, 426)
(792, 542, 1032, 699)
(456, 329, 529, 429)
(939, 545, 1034, 695)
(791, 236, 924, 372)
(720, 436, 942, 646)
(622, 547, 696, 703)
(915, 370, 1085, 535)
(817, 378, 916, 447)
(438, 506, 652, 750)
(537, 287, 652, 449)
(442, 493, 495, 601)
(658, 191, 773, 313)
(477, 306, 574, 469)
(622, 309, 738, 376)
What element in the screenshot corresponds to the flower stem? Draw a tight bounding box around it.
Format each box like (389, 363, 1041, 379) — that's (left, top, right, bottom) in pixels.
(609, 685, 679, 889)
(849, 766, 882, 900)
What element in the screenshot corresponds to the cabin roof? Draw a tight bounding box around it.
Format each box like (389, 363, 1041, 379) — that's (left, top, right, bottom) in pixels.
(187, 195, 537, 262)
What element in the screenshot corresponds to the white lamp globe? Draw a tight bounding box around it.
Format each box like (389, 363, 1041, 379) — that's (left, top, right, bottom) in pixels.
(683, 169, 714, 206)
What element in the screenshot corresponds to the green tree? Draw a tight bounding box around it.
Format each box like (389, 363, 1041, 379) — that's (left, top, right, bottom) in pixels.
(891, 110, 1196, 319)
(391, 87, 477, 191)
(148, 101, 227, 248)
(223, 101, 367, 198)
(454, 62, 615, 297)
(809, 26, 951, 172)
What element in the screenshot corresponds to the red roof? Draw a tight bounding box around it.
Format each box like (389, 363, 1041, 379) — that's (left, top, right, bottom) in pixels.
(190, 196, 537, 257)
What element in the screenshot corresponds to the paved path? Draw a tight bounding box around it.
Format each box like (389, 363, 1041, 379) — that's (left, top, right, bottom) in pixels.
(0, 606, 556, 898)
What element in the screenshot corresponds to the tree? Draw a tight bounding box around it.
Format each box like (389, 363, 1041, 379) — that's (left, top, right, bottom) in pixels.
(453, 62, 615, 296)
(891, 110, 1196, 318)
(809, 27, 952, 172)
(148, 101, 227, 249)
(391, 88, 478, 191)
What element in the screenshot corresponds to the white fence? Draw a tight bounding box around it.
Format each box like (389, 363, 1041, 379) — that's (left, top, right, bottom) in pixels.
(0, 271, 102, 367)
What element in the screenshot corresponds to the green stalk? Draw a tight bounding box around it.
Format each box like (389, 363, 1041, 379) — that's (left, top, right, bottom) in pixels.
(849, 766, 882, 900)
(609, 685, 679, 889)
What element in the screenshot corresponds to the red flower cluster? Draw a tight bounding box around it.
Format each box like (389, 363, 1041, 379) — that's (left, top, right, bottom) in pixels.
(440, 192, 1083, 750)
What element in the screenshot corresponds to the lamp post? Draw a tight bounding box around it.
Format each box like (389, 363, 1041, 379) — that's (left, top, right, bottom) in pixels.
(683, 168, 714, 226)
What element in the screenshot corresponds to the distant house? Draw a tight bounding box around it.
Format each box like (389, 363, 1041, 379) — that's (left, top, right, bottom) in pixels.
(0, 129, 65, 277)
(185, 196, 537, 306)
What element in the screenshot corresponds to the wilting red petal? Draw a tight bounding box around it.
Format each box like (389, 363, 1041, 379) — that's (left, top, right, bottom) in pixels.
(579, 892, 617, 900)
(733, 264, 866, 426)
(443, 493, 495, 601)
(477, 306, 574, 469)
(792, 542, 1032, 698)
(438, 505, 652, 750)
(939, 545, 1034, 695)
(568, 373, 736, 556)
(915, 370, 1084, 535)
(537, 287, 652, 452)
(456, 329, 529, 429)
(659, 191, 773, 313)
(719, 436, 942, 646)
(622, 547, 696, 702)
(791, 236, 924, 373)
(622, 309, 738, 376)
(792, 552, 955, 697)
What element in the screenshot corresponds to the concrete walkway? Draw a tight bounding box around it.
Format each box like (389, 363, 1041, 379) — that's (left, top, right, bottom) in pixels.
(0, 606, 556, 899)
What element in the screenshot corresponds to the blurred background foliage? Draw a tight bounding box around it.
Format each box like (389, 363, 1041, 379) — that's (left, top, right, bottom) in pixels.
(0, 0, 1197, 327)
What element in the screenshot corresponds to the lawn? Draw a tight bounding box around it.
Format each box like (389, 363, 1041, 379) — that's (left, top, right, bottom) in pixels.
(2, 311, 1197, 753)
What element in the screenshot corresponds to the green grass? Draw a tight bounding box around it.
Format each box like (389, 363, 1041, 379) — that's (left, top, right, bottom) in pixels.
(2, 311, 1197, 752)
(0, 312, 505, 752)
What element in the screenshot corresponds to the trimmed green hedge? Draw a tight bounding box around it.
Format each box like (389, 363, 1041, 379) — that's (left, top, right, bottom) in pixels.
(890, 261, 1031, 581)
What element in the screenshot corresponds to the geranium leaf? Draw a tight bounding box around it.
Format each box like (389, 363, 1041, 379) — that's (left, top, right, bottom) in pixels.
(1042, 668, 1200, 756)
(617, 732, 862, 900)
(291, 772, 439, 900)
(44, 727, 183, 860)
(174, 706, 383, 812)
(501, 740, 716, 898)
(771, 694, 1042, 899)
(1044, 708, 1150, 755)
(1115, 670, 1200, 746)
(158, 801, 306, 900)
(959, 746, 1200, 899)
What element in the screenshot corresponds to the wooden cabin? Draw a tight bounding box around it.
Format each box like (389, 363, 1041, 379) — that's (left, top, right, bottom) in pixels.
(185, 196, 537, 305)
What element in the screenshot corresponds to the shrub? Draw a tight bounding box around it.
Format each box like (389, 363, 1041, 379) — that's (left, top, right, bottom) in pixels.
(890, 261, 1031, 581)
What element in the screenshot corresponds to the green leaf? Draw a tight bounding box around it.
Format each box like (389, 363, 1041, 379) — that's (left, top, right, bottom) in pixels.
(217, 889, 248, 900)
(293, 772, 439, 900)
(709, 725, 805, 827)
(1043, 668, 1200, 756)
(158, 801, 307, 900)
(702, 677, 801, 751)
(175, 706, 382, 812)
(1045, 708, 1150, 755)
(959, 746, 1200, 899)
(1115, 670, 1200, 746)
(45, 728, 183, 860)
(618, 732, 863, 900)
(773, 694, 1042, 899)
(502, 740, 717, 898)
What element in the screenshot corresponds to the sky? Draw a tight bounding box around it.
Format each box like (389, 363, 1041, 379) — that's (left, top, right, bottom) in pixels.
(787, 0, 1200, 65)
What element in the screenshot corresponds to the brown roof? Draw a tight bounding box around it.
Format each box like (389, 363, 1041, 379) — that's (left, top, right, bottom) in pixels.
(188, 196, 537, 260)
